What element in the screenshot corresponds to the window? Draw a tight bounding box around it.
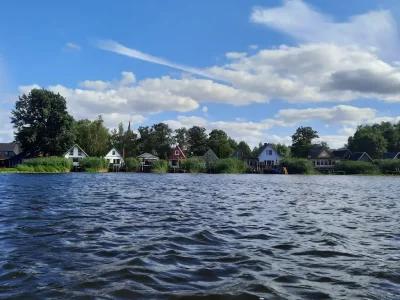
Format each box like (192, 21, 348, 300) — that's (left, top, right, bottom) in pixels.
(112, 151, 115, 155)
(78, 150, 82, 156)
(69, 149, 73, 155)
(317, 161, 320, 166)
(5, 151, 13, 156)
(175, 150, 179, 155)
(267, 150, 272, 155)
(114, 159, 120, 164)
(328, 160, 331, 165)
(72, 158, 79, 163)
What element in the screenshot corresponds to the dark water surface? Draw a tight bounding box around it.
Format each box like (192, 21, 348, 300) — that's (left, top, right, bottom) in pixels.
(0, 174, 399, 299)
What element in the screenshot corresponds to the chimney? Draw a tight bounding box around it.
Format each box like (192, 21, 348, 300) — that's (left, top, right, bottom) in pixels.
(122, 148, 125, 158)
(264, 143, 267, 146)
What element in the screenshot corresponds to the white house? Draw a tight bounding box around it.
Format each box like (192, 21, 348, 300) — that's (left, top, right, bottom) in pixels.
(104, 148, 124, 166)
(256, 143, 281, 167)
(64, 144, 89, 166)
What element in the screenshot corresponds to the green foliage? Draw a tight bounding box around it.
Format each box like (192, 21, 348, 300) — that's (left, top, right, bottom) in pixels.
(180, 157, 206, 173)
(374, 159, 400, 174)
(174, 128, 188, 151)
(291, 126, 319, 158)
(11, 88, 75, 156)
(110, 122, 138, 157)
(274, 143, 291, 158)
(347, 126, 388, 159)
(15, 157, 73, 173)
(73, 116, 110, 156)
(334, 161, 380, 175)
(208, 129, 234, 158)
(124, 157, 140, 172)
(80, 157, 108, 172)
(280, 158, 317, 174)
(236, 141, 252, 157)
(187, 126, 209, 156)
(138, 123, 173, 158)
(0, 168, 18, 173)
(208, 158, 247, 174)
(151, 159, 168, 173)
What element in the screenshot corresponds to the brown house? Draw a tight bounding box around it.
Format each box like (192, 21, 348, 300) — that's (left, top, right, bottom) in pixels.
(0, 143, 22, 168)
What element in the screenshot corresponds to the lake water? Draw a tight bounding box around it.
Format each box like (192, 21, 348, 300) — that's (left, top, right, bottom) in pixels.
(0, 173, 399, 299)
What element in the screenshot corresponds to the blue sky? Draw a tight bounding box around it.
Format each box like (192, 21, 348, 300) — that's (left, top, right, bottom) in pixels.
(1, 0, 400, 148)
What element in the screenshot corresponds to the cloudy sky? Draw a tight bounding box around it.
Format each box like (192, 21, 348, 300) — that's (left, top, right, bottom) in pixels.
(1, 0, 400, 148)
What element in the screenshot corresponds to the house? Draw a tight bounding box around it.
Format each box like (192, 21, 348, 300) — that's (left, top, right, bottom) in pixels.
(104, 148, 124, 166)
(231, 145, 258, 169)
(64, 144, 89, 166)
(0, 143, 22, 168)
(138, 153, 159, 166)
(203, 149, 219, 166)
(308, 146, 337, 168)
(381, 152, 400, 159)
(256, 143, 281, 167)
(169, 145, 186, 167)
(8, 152, 35, 167)
(350, 152, 374, 163)
(331, 149, 353, 160)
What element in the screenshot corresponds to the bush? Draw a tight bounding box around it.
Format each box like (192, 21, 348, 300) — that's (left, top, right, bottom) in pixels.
(180, 157, 206, 173)
(151, 159, 168, 173)
(124, 157, 140, 172)
(280, 158, 316, 174)
(208, 158, 247, 174)
(335, 161, 380, 175)
(80, 157, 108, 172)
(16, 157, 73, 172)
(374, 159, 400, 174)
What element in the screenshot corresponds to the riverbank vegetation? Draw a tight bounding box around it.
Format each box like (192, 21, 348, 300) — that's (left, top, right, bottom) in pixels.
(151, 160, 169, 173)
(280, 158, 317, 174)
(15, 157, 73, 173)
(80, 157, 108, 172)
(181, 158, 206, 173)
(123, 157, 141, 172)
(208, 158, 248, 174)
(334, 161, 381, 175)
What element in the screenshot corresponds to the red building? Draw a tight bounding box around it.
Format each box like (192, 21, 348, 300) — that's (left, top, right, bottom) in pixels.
(169, 145, 186, 167)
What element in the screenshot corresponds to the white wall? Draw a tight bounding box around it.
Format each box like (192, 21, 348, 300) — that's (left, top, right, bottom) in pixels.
(104, 148, 124, 166)
(258, 144, 281, 166)
(64, 145, 88, 166)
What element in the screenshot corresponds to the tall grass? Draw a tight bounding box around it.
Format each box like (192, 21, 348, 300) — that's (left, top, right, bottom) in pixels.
(15, 157, 72, 173)
(80, 157, 108, 172)
(280, 158, 317, 174)
(374, 159, 400, 174)
(180, 157, 206, 173)
(335, 161, 380, 175)
(151, 159, 168, 173)
(124, 157, 140, 172)
(208, 158, 247, 174)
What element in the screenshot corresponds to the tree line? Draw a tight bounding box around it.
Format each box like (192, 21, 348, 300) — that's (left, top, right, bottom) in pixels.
(10, 89, 400, 160)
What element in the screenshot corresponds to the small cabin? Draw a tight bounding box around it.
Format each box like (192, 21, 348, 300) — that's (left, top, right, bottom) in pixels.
(308, 146, 337, 169)
(64, 144, 89, 166)
(256, 143, 281, 167)
(169, 145, 186, 167)
(104, 148, 124, 167)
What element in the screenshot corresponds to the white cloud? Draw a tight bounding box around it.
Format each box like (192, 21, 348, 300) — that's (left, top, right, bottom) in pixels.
(226, 52, 247, 59)
(316, 135, 349, 149)
(250, 0, 400, 59)
(275, 105, 376, 126)
(66, 42, 81, 50)
(202, 106, 208, 113)
(249, 45, 259, 50)
(79, 80, 110, 91)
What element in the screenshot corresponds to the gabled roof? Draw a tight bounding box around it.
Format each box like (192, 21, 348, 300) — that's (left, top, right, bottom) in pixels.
(308, 146, 333, 159)
(0, 143, 20, 152)
(64, 144, 89, 157)
(138, 152, 159, 159)
(203, 148, 219, 159)
(350, 152, 374, 162)
(105, 147, 123, 157)
(332, 149, 352, 159)
(169, 145, 186, 159)
(381, 152, 400, 159)
(255, 143, 279, 158)
(8, 151, 35, 160)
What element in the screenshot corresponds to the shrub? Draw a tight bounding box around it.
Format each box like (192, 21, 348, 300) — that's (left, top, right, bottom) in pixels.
(80, 157, 108, 172)
(180, 157, 206, 173)
(151, 159, 168, 173)
(124, 157, 140, 172)
(208, 158, 247, 174)
(280, 158, 317, 174)
(16, 157, 73, 172)
(334, 161, 380, 175)
(374, 159, 400, 174)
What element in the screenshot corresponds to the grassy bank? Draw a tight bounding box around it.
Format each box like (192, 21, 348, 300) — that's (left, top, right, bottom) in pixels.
(280, 158, 317, 174)
(208, 158, 247, 174)
(16, 157, 73, 173)
(80, 157, 108, 172)
(181, 157, 206, 173)
(334, 161, 380, 175)
(0, 168, 19, 173)
(151, 160, 168, 173)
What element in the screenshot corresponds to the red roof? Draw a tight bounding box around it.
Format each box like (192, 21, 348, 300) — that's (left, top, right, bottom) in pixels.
(169, 145, 186, 160)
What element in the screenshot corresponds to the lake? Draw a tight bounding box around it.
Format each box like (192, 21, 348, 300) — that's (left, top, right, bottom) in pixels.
(0, 173, 399, 299)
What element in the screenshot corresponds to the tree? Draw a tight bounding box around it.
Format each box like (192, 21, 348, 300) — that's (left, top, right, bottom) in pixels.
(174, 128, 188, 151)
(372, 122, 400, 152)
(110, 122, 138, 157)
(187, 126, 208, 156)
(74, 115, 110, 156)
(271, 143, 291, 158)
(208, 129, 233, 158)
(252, 142, 264, 157)
(347, 126, 388, 158)
(137, 126, 153, 154)
(237, 141, 252, 156)
(11, 88, 74, 156)
(291, 126, 319, 158)
(150, 123, 174, 158)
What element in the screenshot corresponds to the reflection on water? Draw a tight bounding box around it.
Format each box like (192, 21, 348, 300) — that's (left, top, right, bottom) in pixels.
(0, 173, 399, 299)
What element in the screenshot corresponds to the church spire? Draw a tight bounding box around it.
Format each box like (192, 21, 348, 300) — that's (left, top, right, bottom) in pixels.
(127, 118, 131, 132)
